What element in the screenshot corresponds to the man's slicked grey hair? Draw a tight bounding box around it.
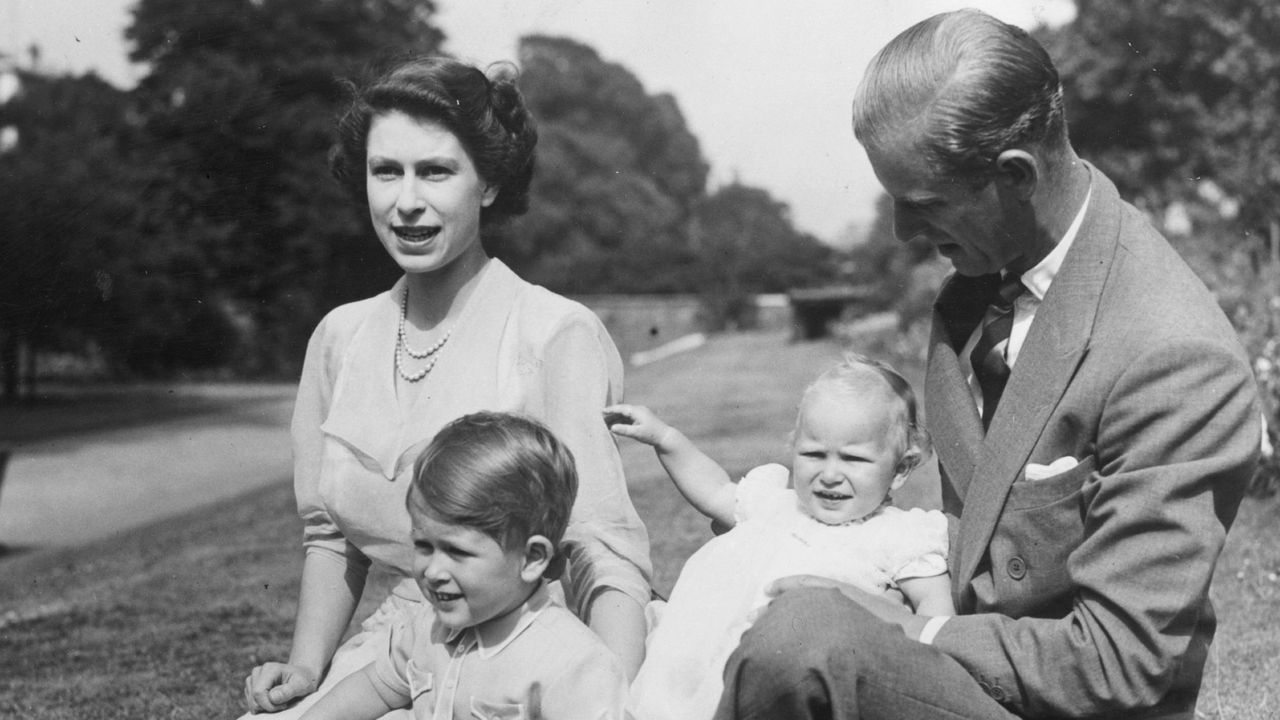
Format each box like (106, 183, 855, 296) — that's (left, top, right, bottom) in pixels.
(852, 9, 1067, 180)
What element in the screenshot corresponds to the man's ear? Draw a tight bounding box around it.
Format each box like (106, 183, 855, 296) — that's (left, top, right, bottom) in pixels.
(481, 184, 499, 207)
(993, 149, 1038, 202)
(520, 535, 554, 583)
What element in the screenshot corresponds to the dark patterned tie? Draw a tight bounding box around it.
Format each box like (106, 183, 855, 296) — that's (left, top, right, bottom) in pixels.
(970, 275, 1026, 430)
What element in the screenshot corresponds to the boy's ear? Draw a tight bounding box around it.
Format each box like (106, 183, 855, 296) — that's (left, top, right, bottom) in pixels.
(520, 535, 554, 583)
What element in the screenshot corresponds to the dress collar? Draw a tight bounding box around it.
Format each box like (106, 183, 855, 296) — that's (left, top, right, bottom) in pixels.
(320, 259, 523, 479)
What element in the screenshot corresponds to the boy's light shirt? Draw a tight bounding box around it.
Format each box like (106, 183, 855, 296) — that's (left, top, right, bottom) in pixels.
(371, 582, 627, 719)
(429, 590, 548, 720)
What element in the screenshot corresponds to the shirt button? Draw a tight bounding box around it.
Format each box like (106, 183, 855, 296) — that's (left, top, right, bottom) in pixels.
(1006, 556, 1027, 580)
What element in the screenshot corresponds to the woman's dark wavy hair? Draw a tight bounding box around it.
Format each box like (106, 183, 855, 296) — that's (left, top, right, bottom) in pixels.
(852, 9, 1067, 182)
(407, 412, 578, 580)
(329, 55, 538, 226)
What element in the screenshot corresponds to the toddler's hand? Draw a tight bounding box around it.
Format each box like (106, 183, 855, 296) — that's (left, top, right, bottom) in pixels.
(603, 404, 671, 448)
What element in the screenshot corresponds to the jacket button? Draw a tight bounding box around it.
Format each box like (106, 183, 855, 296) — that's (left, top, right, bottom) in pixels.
(990, 685, 1006, 702)
(1006, 556, 1027, 580)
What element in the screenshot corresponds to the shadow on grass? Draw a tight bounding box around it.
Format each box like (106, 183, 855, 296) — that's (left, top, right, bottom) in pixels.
(0, 543, 32, 560)
(0, 383, 296, 449)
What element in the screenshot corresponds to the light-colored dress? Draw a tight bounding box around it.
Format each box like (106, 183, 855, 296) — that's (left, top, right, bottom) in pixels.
(245, 259, 651, 719)
(367, 583, 627, 720)
(627, 463, 947, 720)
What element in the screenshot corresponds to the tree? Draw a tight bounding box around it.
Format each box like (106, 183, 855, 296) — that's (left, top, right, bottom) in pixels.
(121, 0, 447, 374)
(1040, 0, 1280, 247)
(508, 34, 837, 313)
(693, 182, 839, 327)
(504, 35, 710, 293)
(1038, 1, 1280, 493)
(0, 70, 143, 397)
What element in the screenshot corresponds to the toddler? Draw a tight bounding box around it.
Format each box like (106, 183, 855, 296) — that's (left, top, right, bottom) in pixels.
(301, 411, 627, 720)
(606, 354, 954, 720)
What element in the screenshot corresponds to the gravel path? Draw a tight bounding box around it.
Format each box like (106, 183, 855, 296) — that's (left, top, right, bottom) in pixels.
(0, 385, 297, 550)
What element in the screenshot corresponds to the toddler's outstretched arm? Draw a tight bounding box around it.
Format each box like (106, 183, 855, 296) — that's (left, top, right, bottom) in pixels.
(604, 404, 737, 528)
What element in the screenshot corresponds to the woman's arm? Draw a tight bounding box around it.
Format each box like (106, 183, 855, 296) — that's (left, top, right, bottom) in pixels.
(244, 545, 367, 712)
(585, 588, 648, 682)
(604, 404, 737, 528)
(534, 312, 652, 678)
(245, 315, 368, 712)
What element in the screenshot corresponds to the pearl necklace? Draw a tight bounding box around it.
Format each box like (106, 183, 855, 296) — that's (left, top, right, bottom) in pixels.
(396, 287, 452, 383)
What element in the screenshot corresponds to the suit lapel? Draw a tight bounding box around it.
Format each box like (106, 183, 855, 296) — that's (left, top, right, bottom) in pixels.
(952, 164, 1121, 593)
(926, 273, 996, 508)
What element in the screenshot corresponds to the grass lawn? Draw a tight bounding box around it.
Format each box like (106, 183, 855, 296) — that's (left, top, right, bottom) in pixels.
(0, 330, 1276, 718)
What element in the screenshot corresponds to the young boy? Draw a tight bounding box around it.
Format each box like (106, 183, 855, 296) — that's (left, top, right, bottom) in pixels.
(300, 411, 627, 720)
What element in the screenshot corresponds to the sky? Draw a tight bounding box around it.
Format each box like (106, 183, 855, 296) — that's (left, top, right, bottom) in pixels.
(4, 0, 1076, 244)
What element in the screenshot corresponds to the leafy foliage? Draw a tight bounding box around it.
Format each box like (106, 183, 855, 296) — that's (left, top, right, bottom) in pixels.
(1038, 0, 1280, 493)
(1040, 0, 1280, 240)
(507, 35, 835, 328)
(693, 183, 839, 327)
(503, 35, 710, 292)
(2, 8, 838, 388)
(0, 72, 155, 384)
(119, 0, 448, 374)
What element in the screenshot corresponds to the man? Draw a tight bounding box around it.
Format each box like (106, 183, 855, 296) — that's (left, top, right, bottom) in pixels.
(714, 9, 1258, 720)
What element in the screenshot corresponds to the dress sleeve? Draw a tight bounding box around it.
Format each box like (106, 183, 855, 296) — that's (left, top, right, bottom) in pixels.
(733, 464, 793, 524)
(292, 315, 370, 573)
(888, 508, 950, 582)
(538, 313, 652, 614)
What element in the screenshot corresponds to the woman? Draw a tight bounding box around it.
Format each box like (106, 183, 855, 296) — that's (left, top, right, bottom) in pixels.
(242, 56, 651, 716)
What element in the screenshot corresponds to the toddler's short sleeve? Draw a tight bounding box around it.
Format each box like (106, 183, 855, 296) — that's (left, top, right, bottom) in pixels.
(887, 508, 949, 582)
(733, 463, 793, 525)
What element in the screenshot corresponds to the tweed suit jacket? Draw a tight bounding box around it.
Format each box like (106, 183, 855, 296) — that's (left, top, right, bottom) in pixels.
(924, 164, 1258, 719)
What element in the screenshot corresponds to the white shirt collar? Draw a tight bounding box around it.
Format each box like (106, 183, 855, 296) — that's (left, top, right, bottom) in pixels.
(1019, 181, 1092, 301)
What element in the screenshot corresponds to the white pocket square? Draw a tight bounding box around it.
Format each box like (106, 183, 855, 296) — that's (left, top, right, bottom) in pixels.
(1025, 456, 1078, 481)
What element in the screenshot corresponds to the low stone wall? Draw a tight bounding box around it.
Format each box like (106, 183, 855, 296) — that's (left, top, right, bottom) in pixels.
(576, 294, 810, 364)
(573, 295, 707, 362)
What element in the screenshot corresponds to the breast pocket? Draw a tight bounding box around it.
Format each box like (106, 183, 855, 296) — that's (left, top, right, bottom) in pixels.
(406, 659, 434, 709)
(471, 698, 528, 720)
(989, 456, 1096, 615)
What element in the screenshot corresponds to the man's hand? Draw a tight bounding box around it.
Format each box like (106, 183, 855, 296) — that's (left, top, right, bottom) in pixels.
(244, 661, 319, 714)
(768, 575, 929, 640)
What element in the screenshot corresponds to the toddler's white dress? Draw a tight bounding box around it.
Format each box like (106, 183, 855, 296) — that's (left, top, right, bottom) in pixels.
(628, 463, 948, 720)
